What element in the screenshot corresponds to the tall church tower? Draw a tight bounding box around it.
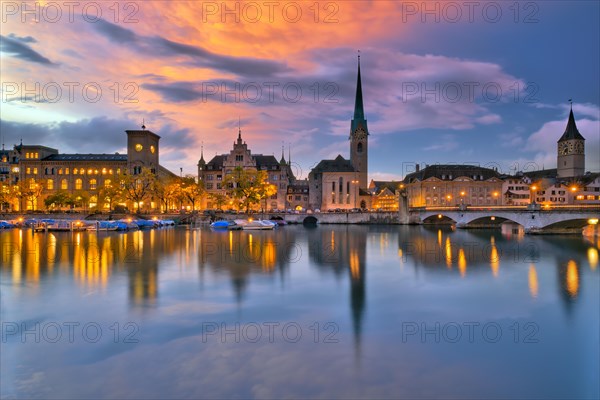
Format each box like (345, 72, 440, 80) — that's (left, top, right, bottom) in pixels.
(350, 54, 369, 188)
(557, 106, 585, 178)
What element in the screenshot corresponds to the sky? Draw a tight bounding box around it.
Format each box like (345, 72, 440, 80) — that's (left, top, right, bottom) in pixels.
(1, 0, 599, 181)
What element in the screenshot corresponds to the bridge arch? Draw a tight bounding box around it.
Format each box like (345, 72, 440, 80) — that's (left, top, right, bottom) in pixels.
(303, 216, 318, 225)
(541, 218, 594, 230)
(464, 216, 522, 227)
(422, 214, 456, 224)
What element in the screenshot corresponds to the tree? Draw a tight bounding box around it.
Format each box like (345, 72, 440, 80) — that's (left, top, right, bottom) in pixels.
(44, 191, 72, 211)
(0, 182, 18, 211)
(223, 167, 270, 213)
(208, 192, 227, 211)
(119, 168, 156, 213)
(154, 177, 180, 212)
(97, 183, 123, 211)
(180, 175, 205, 211)
(18, 179, 44, 211)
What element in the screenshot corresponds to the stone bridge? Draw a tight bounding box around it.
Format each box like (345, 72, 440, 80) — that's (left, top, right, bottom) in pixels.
(409, 206, 600, 234)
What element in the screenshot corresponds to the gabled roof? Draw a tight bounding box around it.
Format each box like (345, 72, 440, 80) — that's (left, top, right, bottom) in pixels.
(558, 109, 585, 142)
(371, 180, 403, 194)
(310, 155, 355, 174)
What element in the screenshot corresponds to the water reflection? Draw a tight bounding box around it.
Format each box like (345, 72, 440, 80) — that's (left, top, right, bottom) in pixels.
(1, 225, 599, 399)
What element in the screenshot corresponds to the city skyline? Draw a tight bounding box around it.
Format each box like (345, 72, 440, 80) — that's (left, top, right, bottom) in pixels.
(1, 1, 599, 181)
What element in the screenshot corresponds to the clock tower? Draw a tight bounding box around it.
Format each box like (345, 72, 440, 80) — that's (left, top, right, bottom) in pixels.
(350, 54, 369, 188)
(127, 123, 160, 175)
(557, 107, 585, 178)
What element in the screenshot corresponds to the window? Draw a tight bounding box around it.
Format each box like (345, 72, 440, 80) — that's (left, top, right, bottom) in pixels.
(295, 195, 301, 201)
(26, 167, 31, 174)
(75, 179, 82, 190)
(74, 168, 78, 175)
(216, 183, 222, 189)
(47, 179, 54, 190)
(217, 175, 222, 181)
(235, 155, 243, 162)
(288, 195, 293, 201)
(90, 179, 97, 190)
(65, 168, 69, 175)
(61, 179, 68, 190)
(206, 183, 213, 189)
(339, 177, 343, 193)
(357, 142, 363, 153)
(33, 168, 38, 174)
(332, 182, 335, 193)
(104, 179, 112, 187)
(28, 179, 36, 189)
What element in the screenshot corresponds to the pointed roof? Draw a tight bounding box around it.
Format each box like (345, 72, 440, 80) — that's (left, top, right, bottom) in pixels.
(198, 145, 206, 166)
(558, 109, 585, 142)
(350, 54, 368, 135)
(354, 56, 364, 121)
(279, 145, 286, 165)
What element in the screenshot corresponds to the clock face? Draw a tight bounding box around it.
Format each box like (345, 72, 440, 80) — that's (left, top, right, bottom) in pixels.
(135, 144, 143, 152)
(150, 145, 156, 154)
(559, 142, 569, 155)
(574, 141, 584, 154)
(354, 128, 367, 140)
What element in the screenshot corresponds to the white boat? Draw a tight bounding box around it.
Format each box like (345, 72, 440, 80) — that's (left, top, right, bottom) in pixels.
(242, 220, 276, 230)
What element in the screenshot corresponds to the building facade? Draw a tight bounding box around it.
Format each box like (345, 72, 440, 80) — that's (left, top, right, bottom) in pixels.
(198, 129, 295, 211)
(2, 127, 175, 211)
(404, 164, 504, 208)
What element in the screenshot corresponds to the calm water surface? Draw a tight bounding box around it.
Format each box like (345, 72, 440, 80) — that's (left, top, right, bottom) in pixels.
(1, 225, 599, 399)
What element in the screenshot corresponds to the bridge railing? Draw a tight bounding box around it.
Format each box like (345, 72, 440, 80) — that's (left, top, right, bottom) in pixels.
(411, 205, 600, 212)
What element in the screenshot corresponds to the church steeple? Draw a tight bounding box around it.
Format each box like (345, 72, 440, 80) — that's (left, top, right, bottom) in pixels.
(349, 52, 369, 189)
(354, 53, 364, 121)
(558, 107, 585, 142)
(350, 52, 368, 136)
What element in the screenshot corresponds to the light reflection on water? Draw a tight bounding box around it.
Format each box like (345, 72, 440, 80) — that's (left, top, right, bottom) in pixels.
(1, 225, 598, 399)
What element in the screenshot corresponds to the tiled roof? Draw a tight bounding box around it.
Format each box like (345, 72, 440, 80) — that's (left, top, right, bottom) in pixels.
(42, 154, 127, 161)
(404, 164, 500, 183)
(311, 155, 355, 173)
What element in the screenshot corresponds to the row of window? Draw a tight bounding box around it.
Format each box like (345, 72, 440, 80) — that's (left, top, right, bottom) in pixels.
(25, 152, 39, 159)
(29, 178, 113, 190)
(287, 195, 308, 201)
(27, 167, 122, 176)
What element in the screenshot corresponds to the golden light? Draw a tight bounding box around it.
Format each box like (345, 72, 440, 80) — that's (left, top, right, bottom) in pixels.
(248, 218, 254, 222)
(491, 216, 496, 221)
(438, 214, 442, 219)
(588, 218, 599, 225)
(570, 186, 578, 192)
(152, 216, 158, 220)
(566, 260, 579, 298)
(493, 192, 499, 197)
(446, 195, 451, 200)
(460, 191, 465, 196)
(588, 248, 598, 270)
(528, 264, 538, 299)
(531, 185, 537, 191)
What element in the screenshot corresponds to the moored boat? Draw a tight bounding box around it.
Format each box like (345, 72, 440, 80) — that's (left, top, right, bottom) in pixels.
(242, 220, 276, 230)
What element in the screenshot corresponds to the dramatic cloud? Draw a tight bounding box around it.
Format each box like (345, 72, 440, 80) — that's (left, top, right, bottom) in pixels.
(92, 19, 291, 78)
(0, 34, 54, 65)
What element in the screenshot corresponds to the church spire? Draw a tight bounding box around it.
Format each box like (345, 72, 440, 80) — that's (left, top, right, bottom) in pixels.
(350, 51, 368, 136)
(558, 103, 585, 142)
(354, 52, 364, 121)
